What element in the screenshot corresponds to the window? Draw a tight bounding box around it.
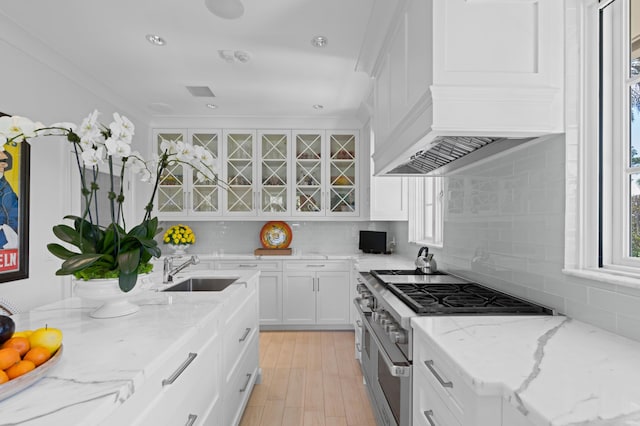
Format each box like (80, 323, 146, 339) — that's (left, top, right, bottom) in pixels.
(408, 177, 443, 246)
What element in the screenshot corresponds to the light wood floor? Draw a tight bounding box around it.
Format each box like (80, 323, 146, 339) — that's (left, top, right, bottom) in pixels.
(239, 331, 377, 426)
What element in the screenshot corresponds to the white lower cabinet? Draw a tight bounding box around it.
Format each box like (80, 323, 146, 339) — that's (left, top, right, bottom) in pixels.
(283, 261, 350, 325)
(413, 324, 502, 426)
(216, 260, 283, 326)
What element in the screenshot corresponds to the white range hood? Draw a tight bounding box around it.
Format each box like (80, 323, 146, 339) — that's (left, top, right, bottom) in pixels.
(367, 0, 565, 176)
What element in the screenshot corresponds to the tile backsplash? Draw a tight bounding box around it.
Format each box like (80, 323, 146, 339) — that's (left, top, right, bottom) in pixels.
(159, 220, 394, 256)
(392, 134, 640, 342)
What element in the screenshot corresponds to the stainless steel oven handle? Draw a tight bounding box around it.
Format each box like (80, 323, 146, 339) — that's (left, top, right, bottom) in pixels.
(423, 410, 437, 426)
(424, 360, 453, 388)
(362, 315, 410, 377)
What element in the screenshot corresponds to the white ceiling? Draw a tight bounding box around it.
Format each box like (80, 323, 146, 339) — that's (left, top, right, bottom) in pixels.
(0, 0, 377, 122)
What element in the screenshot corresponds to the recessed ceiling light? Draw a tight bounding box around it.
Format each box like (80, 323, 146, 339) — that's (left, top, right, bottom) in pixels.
(311, 36, 328, 48)
(145, 34, 166, 46)
(206, 103, 218, 109)
(313, 104, 324, 110)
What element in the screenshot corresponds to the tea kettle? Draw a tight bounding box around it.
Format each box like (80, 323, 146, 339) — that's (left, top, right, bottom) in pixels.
(415, 246, 437, 273)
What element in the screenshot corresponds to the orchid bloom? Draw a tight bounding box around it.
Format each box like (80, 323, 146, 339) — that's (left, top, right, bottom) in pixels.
(104, 138, 132, 158)
(81, 146, 105, 167)
(0, 115, 40, 143)
(109, 113, 134, 144)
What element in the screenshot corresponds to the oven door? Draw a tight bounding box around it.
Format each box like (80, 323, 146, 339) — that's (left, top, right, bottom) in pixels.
(361, 314, 412, 426)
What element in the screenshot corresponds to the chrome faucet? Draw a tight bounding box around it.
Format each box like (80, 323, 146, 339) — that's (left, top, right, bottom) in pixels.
(163, 255, 200, 283)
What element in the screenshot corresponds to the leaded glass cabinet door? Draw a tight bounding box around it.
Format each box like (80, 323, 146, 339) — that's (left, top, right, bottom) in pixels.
(259, 130, 290, 215)
(189, 130, 221, 216)
(293, 131, 325, 216)
(327, 131, 358, 216)
(155, 130, 187, 215)
(224, 130, 257, 215)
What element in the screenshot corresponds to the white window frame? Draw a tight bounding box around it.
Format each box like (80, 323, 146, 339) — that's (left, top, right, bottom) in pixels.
(408, 177, 443, 247)
(564, 0, 640, 287)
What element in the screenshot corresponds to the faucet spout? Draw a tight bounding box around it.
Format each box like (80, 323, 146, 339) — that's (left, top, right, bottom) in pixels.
(163, 255, 200, 283)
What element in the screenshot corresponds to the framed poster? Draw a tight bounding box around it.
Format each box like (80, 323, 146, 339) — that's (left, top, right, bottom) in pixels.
(0, 112, 30, 282)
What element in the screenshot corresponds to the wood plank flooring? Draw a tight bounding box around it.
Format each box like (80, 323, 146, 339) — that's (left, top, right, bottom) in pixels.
(239, 331, 377, 426)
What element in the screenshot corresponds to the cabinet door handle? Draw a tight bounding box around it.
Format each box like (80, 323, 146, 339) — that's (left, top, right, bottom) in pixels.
(317, 277, 320, 292)
(240, 372, 252, 392)
(423, 410, 436, 426)
(356, 342, 361, 351)
(239, 327, 251, 342)
(162, 353, 198, 386)
(239, 264, 258, 268)
(424, 360, 453, 388)
(185, 414, 198, 426)
(312, 277, 316, 292)
(356, 320, 362, 328)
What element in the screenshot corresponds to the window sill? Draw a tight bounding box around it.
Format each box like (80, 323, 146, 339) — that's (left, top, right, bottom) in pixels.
(562, 267, 640, 290)
(410, 240, 443, 250)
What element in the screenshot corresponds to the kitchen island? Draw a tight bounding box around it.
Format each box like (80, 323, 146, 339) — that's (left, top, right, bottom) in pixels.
(412, 315, 640, 425)
(0, 270, 259, 426)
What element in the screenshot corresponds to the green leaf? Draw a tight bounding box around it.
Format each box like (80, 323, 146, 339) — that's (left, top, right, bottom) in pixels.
(60, 253, 103, 273)
(118, 249, 140, 274)
(46, 243, 78, 260)
(52, 224, 96, 253)
(119, 270, 138, 292)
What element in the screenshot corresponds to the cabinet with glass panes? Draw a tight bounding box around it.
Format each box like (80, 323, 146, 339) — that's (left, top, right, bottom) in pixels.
(153, 129, 222, 217)
(223, 130, 257, 215)
(292, 130, 359, 217)
(259, 130, 291, 215)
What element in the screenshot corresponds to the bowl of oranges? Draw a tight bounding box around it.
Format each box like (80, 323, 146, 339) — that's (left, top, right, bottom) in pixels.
(0, 315, 63, 401)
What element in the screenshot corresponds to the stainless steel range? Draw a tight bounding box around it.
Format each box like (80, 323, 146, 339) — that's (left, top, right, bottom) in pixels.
(353, 268, 553, 426)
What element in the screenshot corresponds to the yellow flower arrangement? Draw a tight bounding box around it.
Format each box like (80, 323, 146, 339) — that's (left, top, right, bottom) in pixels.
(163, 224, 195, 246)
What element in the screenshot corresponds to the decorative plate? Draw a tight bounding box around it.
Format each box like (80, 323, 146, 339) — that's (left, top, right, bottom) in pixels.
(0, 345, 63, 402)
(260, 221, 292, 249)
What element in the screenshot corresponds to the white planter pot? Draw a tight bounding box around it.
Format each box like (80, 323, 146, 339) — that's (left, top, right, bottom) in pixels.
(73, 277, 142, 319)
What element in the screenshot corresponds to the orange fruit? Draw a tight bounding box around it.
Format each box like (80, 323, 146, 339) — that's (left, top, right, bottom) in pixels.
(2, 337, 30, 356)
(5, 360, 35, 379)
(0, 347, 20, 370)
(0, 369, 8, 384)
(23, 346, 51, 367)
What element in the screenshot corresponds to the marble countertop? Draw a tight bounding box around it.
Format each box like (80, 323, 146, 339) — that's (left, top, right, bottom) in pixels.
(0, 270, 258, 426)
(165, 251, 415, 264)
(411, 315, 640, 425)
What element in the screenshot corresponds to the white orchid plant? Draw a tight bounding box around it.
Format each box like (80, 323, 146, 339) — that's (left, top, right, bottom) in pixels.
(0, 110, 220, 292)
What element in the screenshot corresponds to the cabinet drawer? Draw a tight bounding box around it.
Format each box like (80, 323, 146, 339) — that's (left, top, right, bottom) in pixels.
(284, 260, 349, 271)
(224, 331, 259, 426)
(414, 366, 461, 426)
(223, 292, 259, 383)
(414, 332, 464, 421)
(218, 260, 282, 271)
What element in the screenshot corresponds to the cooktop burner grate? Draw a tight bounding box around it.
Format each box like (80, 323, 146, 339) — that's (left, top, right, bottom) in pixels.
(376, 276, 552, 315)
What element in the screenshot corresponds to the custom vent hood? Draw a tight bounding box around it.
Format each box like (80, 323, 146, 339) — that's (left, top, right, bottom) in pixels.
(366, 0, 565, 176)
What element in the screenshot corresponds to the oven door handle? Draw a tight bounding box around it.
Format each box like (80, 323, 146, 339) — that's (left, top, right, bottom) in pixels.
(362, 315, 410, 378)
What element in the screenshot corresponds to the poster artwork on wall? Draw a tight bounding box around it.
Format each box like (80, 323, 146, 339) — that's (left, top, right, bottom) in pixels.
(0, 112, 30, 282)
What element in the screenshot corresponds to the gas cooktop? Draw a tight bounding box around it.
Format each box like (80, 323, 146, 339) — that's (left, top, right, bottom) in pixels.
(370, 269, 553, 315)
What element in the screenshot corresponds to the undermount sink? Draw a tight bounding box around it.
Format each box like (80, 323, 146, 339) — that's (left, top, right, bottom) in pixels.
(162, 277, 238, 292)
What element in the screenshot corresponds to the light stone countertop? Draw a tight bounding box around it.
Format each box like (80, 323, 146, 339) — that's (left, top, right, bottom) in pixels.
(0, 270, 258, 426)
(411, 315, 640, 425)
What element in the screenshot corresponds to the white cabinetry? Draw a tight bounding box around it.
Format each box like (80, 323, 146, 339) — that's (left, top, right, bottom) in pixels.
(371, 0, 565, 175)
(413, 324, 502, 426)
(223, 130, 257, 215)
(217, 260, 283, 326)
(154, 129, 222, 217)
(107, 310, 222, 426)
(283, 261, 350, 325)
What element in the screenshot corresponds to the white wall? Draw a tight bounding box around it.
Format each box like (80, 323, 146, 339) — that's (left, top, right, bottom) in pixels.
(391, 135, 640, 342)
(0, 32, 149, 311)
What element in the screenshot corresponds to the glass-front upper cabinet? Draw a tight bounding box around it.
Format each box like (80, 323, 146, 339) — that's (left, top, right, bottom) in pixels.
(154, 129, 222, 217)
(327, 131, 358, 215)
(224, 130, 256, 215)
(293, 131, 325, 216)
(259, 130, 291, 215)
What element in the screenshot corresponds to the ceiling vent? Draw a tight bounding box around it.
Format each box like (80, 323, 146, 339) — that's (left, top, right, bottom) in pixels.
(186, 86, 215, 97)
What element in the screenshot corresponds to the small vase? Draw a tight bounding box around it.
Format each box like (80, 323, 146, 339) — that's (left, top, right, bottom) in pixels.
(73, 277, 141, 319)
(170, 244, 189, 255)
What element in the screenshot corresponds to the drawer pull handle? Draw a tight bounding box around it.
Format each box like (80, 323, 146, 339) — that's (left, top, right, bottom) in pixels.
(239, 327, 251, 342)
(239, 264, 258, 268)
(163, 352, 197, 386)
(423, 410, 436, 426)
(240, 372, 252, 392)
(306, 264, 326, 267)
(185, 414, 198, 426)
(424, 360, 453, 388)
